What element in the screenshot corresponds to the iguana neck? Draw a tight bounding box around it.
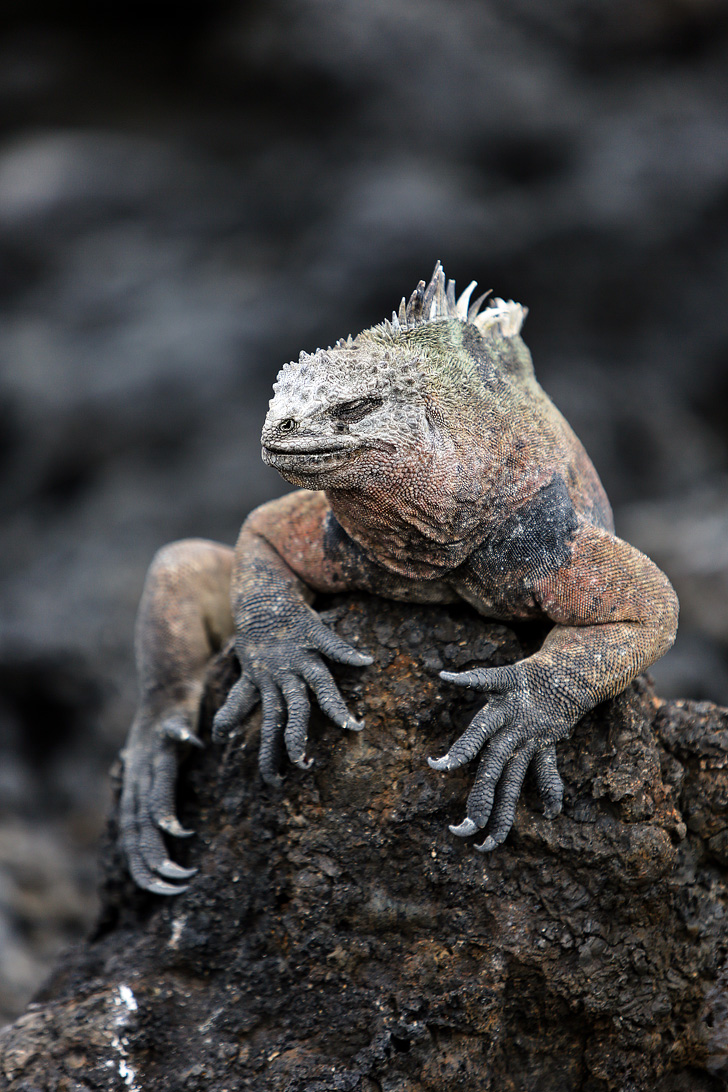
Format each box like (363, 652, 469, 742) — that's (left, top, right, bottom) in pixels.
(325, 438, 499, 578)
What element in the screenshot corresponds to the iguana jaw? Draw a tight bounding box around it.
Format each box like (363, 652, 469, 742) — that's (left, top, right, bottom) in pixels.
(261, 438, 371, 484)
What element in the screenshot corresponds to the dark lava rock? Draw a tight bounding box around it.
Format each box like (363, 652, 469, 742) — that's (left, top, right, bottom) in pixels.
(1, 594, 727, 1091)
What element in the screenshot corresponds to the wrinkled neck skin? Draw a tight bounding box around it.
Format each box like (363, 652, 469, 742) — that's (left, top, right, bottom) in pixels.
(325, 390, 525, 580)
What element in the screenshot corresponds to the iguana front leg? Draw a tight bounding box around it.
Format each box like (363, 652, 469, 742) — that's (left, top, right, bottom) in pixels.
(431, 521, 679, 849)
(211, 526, 373, 782)
(212, 490, 457, 776)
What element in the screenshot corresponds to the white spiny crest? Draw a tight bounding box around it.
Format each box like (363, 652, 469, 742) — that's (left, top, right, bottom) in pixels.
(382, 260, 526, 339)
(270, 263, 527, 413)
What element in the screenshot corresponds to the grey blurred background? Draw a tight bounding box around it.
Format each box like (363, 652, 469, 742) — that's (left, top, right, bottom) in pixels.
(1, 0, 727, 1024)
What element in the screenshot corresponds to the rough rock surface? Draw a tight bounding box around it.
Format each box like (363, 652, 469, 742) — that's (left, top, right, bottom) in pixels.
(1, 595, 727, 1091)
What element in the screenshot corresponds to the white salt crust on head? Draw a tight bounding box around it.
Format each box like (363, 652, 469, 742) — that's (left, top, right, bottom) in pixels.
(270, 261, 527, 415)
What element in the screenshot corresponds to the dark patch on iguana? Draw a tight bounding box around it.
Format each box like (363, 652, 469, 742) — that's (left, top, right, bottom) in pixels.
(118, 263, 678, 893)
(476, 476, 578, 577)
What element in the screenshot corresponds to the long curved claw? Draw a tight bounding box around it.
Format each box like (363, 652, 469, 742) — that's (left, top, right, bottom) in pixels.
(156, 860, 198, 881)
(127, 847, 193, 895)
(157, 815, 195, 838)
(257, 682, 285, 787)
(138, 811, 181, 874)
(310, 623, 374, 668)
(531, 744, 564, 819)
(121, 814, 193, 896)
(428, 700, 508, 771)
(474, 745, 534, 852)
(299, 655, 364, 733)
(144, 875, 191, 897)
(163, 715, 204, 748)
(448, 817, 478, 837)
(281, 675, 313, 769)
(440, 665, 515, 692)
(212, 675, 258, 743)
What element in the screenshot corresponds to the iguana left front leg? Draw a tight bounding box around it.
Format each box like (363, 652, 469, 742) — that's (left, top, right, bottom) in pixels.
(430, 520, 679, 849)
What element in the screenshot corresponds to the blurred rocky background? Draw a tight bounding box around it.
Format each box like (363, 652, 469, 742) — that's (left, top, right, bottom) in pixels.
(0, 0, 727, 1027)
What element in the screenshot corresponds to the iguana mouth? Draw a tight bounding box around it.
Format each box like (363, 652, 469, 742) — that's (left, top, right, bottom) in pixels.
(264, 439, 356, 455)
(262, 442, 362, 473)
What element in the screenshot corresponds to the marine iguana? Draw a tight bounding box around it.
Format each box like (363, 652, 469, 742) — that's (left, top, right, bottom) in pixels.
(119, 263, 678, 894)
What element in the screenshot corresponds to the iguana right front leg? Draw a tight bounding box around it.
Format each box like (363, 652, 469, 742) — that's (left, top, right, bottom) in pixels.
(211, 489, 460, 777)
(212, 525, 374, 784)
(211, 490, 457, 781)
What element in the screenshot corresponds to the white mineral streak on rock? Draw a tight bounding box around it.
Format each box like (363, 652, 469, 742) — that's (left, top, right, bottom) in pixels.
(106, 984, 141, 1090)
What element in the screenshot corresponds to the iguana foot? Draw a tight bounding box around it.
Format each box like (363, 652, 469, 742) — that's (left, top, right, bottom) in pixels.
(119, 708, 203, 895)
(429, 664, 567, 851)
(212, 618, 370, 786)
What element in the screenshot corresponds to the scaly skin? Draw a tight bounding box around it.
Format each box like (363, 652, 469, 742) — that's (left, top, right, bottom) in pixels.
(119, 264, 678, 894)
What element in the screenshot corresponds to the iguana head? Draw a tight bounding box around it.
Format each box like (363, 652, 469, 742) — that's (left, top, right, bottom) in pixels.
(261, 262, 529, 492)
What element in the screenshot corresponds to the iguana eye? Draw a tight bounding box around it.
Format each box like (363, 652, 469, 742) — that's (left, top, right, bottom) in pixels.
(279, 418, 298, 433)
(330, 397, 383, 423)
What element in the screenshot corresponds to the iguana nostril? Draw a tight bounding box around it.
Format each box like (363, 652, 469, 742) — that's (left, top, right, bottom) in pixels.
(279, 418, 298, 433)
